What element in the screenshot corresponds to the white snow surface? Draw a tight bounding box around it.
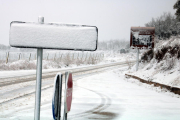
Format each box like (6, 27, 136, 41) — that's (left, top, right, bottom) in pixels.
(0, 67, 180, 120)
(0, 51, 136, 78)
(9, 22, 97, 50)
(128, 59, 180, 88)
(128, 37, 180, 88)
(0, 50, 180, 120)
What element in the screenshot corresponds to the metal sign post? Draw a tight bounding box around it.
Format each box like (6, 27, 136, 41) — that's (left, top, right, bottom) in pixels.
(63, 110, 67, 120)
(136, 48, 139, 71)
(34, 16, 44, 120)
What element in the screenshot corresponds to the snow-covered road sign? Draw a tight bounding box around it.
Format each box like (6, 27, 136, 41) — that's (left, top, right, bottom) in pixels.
(9, 22, 98, 51)
(64, 72, 73, 113)
(130, 27, 155, 49)
(9, 17, 97, 120)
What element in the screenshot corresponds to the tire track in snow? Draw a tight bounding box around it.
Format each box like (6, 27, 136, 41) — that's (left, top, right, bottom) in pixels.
(68, 86, 117, 120)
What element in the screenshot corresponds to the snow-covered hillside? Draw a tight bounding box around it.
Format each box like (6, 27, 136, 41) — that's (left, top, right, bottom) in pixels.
(127, 37, 180, 88)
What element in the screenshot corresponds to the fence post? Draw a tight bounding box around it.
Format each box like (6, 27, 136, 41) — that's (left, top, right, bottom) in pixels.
(95, 53, 98, 60)
(54, 53, 56, 61)
(77, 52, 79, 60)
(89, 53, 91, 61)
(81, 52, 84, 61)
(18, 53, 21, 60)
(85, 52, 88, 61)
(58, 52, 60, 60)
(59, 53, 63, 62)
(6, 52, 9, 64)
(72, 53, 74, 61)
(29, 53, 31, 61)
(47, 53, 49, 60)
(35, 53, 36, 60)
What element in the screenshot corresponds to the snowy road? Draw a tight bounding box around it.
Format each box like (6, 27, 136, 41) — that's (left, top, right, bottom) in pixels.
(0, 65, 180, 120)
(0, 61, 130, 104)
(0, 61, 133, 87)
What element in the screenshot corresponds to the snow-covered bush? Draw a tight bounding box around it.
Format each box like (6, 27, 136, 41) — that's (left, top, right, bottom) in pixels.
(141, 49, 154, 62)
(0, 60, 36, 70)
(87, 56, 97, 65)
(140, 37, 180, 71)
(162, 52, 175, 71)
(125, 58, 132, 69)
(63, 53, 73, 67)
(0, 51, 105, 70)
(120, 49, 126, 53)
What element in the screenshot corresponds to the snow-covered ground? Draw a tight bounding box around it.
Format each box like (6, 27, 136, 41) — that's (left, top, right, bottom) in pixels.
(127, 37, 180, 88)
(1, 46, 180, 120)
(0, 51, 136, 78)
(0, 67, 180, 120)
(127, 60, 180, 88)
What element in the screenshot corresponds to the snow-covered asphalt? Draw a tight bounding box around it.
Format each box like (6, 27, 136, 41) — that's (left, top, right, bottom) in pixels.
(0, 67, 180, 120)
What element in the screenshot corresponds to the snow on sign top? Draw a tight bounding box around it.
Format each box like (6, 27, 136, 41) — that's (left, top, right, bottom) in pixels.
(9, 22, 98, 51)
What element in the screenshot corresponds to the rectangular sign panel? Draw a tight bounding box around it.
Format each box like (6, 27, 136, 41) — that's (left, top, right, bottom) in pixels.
(130, 27, 155, 49)
(9, 22, 98, 51)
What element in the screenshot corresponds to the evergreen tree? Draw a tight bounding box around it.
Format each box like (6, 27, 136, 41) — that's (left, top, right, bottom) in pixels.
(174, 0, 180, 21)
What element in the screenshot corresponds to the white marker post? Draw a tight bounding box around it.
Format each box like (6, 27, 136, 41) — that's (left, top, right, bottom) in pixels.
(9, 16, 98, 120)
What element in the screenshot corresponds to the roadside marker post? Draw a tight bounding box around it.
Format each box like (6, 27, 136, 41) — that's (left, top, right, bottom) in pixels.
(9, 16, 98, 120)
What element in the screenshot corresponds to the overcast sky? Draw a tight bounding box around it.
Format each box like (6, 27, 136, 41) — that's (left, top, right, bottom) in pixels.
(0, 0, 177, 45)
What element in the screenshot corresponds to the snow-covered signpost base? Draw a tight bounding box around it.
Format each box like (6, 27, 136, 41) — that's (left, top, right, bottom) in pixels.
(9, 16, 98, 120)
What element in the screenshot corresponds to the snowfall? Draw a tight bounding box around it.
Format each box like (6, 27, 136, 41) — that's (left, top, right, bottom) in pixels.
(0, 47, 180, 120)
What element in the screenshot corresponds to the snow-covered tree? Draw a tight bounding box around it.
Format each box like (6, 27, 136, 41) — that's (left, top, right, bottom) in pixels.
(98, 40, 129, 51)
(145, 12, 177, 39)
(174, 0, 180, 21)
(0, 44, 10, 51)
